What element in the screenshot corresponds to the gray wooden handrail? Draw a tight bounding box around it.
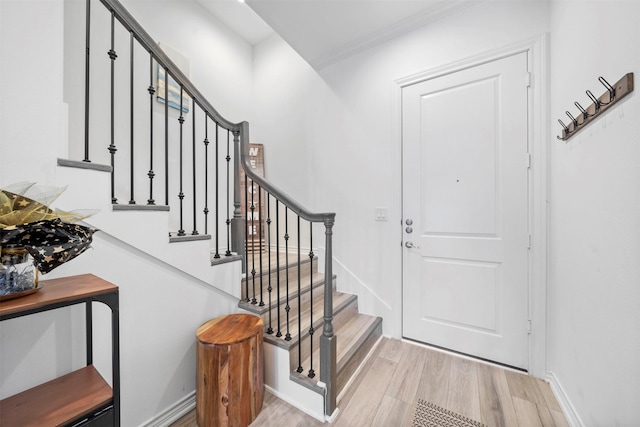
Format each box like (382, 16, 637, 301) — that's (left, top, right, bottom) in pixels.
(237, 122, 336, 224)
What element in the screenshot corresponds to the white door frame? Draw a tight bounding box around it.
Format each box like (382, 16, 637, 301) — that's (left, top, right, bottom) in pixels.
(393, 35, 548, 378)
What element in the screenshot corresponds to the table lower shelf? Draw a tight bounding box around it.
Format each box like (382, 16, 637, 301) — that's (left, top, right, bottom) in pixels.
(0, 365, 112, 427)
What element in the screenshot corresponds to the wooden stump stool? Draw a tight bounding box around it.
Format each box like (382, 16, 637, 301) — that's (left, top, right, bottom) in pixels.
(196, 314, 264, 427)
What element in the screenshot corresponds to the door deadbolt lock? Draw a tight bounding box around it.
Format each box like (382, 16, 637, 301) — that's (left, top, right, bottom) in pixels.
(405, 226, 413, 234)
(405, 219, 413, 226)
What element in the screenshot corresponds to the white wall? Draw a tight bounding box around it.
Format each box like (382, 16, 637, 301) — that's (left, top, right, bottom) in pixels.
(251, 1, 640, 424)
(121, 0, 253, 125)
(547, 1, 640, 425)
(252, 1, 550, 340)
(0, 0, 66, 184)
(0, 1, 250, 425)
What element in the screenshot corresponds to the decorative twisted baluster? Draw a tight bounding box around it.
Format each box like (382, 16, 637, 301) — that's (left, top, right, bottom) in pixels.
(296, 215, 303, 373)
(108, 10, 118, 204)
(275, 201, 282, 338)
(203, 115, 209, 234)
(250, 179, 257, 304)
(225, 129, 232, 256)
(177, 86, 185, 236)
(147, 54, 156, 205)
(284, 208, 291, 341)
(308, 223, 315, 378)
(258, 186, 264, 307)
(266, 194, 273, 335)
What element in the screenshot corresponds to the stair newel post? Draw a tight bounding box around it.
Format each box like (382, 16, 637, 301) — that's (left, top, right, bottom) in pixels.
(231, 126, 246, 271)
(320, 214, 337, 416)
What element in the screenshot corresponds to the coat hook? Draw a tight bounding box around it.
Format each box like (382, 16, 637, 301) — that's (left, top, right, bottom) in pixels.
(558, 119, 568, 131)
(598, 76, 615, 103)
(586, 90, 601, 112)
(557, 119, 568, 140)
(574, 101, 589, 119)
(558, 73, 633, 142)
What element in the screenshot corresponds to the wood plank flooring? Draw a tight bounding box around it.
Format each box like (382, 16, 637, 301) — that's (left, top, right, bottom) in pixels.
(170, 338, 568, 427)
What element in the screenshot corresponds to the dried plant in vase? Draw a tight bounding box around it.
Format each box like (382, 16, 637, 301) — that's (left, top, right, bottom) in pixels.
(0, 182, 97, 300)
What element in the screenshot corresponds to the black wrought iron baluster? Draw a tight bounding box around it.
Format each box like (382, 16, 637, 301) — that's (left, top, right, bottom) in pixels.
(128, 31, 135, 205)
(266, 194, 273, 334)
(296, 215, 303, 372)
(164, 66, 169, 206)
(258, 186, 264, 307)
(308, 223, 315, 378)
(177, 86, 185, 236)
(83, 0, 91, 163)
(213, 122, 220, 258)
(225, 129, 231, 256)
(250, 178, 257, 304)
(275, 201, 282, 338)
(244, 174, 250, 303)
(147, 54, 155, 205)
(108, 10, 118, 204)
(285, 207, 291, 341)
(191, 98, 198, 235)
(203, 114, 209, 235)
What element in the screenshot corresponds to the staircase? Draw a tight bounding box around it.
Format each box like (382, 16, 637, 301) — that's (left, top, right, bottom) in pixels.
(238, 251, 382, 414)
(58, 0, 383, 421)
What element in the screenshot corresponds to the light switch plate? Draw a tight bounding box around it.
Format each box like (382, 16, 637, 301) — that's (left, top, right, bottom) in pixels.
(375, 207, 388, 222)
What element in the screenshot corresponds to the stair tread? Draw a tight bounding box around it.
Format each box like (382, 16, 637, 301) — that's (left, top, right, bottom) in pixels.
(242, 251, 317, 279)
(289, 310, 382, 396)
(237, 251, 383, 405)
(240, 271, 326, 310)
(299, 309, 381, 371)
(263, 289, 356, 348)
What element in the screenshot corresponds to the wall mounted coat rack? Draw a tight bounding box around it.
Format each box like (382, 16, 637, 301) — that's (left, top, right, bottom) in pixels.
(557, 73, 634, 141)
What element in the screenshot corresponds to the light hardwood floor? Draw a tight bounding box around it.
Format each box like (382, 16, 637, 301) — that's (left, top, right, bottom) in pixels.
(171, 338, 568, 427)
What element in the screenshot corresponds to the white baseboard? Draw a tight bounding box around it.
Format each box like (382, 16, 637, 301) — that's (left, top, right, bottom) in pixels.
(138, 391, 196, 427)
(545, 371, 584, 427)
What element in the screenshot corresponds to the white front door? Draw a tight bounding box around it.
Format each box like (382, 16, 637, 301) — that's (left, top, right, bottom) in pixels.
(402, 52, 530, 369)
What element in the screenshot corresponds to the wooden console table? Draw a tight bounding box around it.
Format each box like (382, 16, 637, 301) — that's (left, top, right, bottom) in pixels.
(0, 274, 120, 426)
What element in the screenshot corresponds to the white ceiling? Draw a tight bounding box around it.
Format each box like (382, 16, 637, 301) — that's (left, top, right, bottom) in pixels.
(195, 0, 478, 69)
(195, 0, 275, 45)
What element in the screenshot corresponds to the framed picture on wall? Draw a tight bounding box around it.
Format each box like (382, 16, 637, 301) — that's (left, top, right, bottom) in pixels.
(156, 66, 191, 114)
